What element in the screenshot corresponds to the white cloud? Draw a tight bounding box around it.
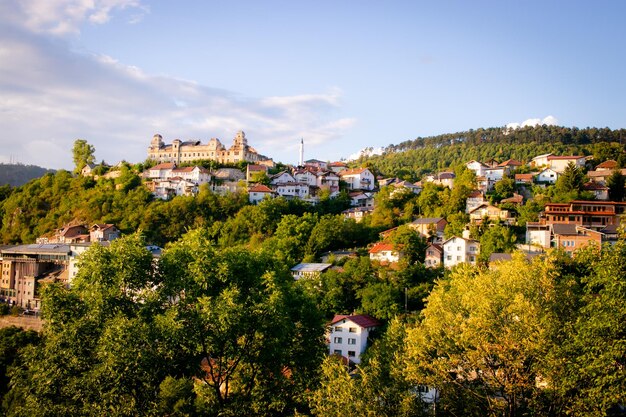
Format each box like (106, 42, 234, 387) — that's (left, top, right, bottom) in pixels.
(0, 3, 354, 169)
(0, 0, 148, 35)
(506, 115, 558, 130)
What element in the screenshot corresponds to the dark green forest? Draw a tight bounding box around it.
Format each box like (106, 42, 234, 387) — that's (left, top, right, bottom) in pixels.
(0, 164, 55, 187)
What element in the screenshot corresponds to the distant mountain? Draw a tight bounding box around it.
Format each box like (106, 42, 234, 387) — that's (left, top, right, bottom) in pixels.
(0, 163, 56, 187)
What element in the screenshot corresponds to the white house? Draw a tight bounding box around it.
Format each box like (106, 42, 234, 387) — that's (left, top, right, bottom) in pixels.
(147, 162, 176, 179)
(466, 160, 489, 178)
(530, 153, 554, 168)
(368, 242, 401, 263)
(248, 184, 275, 203)
(316, 171, 340, 192)
(349, 191, 375, 207)
(170, 166, 211, 185)
(274, 182, 310, 199)
(443, 236, 480, 268)
(525, 222, 551, 249)
(270, 171, 296, 185)
(536, 168, 559, 184)
(339, 168, 376, 191)
(328, 314, 381, 364)
(293, 169, 318, 187)
(547, 155, 586, 173)
(466, 190, 488, 213)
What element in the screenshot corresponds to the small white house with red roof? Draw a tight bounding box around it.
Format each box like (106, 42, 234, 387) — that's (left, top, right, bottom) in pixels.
(147, 162, 176, 179)
(369, 242, 402, 263)
(339, 168, 376, 191)
(328, 314, 381, 364)
(248, 184, 275, 204)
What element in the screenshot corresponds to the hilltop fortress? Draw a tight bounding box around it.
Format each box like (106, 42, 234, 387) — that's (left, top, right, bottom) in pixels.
(147, 131, 273, 166)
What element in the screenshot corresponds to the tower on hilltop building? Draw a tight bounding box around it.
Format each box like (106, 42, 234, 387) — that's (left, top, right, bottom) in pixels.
(299, 138, 304, 166)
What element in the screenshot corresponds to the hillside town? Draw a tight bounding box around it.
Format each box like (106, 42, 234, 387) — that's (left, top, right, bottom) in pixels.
(2, 131, 626, 377)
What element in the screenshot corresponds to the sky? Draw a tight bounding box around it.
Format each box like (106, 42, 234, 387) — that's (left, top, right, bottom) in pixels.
(1, 1, 625, 170)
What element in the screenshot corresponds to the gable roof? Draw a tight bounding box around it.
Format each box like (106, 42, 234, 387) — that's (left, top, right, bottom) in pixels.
(330, 314, 381, 328)
(443, 236, 479, 245)
(547, 155, 585, 161)
(498, 159, 523, 167)
(596, 160, 618, 169)
(151, 162, 176, 170)
(248, 184, 273, 193)
(369, 242, 395, 254)
(340, 168, 369, 176)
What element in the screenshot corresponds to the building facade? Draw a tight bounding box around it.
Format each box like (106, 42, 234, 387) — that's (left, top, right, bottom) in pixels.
(148, 131, 273, 166)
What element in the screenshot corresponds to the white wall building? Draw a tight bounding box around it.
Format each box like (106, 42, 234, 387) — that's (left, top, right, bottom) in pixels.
(339, 168, 376, 191)
(328, 314, 381, 364)
(443, 236, 480, 268)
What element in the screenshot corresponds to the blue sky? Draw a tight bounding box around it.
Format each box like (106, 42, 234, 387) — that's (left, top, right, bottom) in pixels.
(1, 1, 625, 169)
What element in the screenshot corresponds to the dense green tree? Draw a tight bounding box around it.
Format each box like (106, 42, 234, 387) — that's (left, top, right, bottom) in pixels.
(72, 139, 96, 174)
(478, 222, 517, 262)
(554, 161, 586, 199)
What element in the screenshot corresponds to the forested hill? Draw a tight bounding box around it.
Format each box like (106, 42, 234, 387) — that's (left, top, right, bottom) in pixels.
(0, 163, 55, 187)
(359, 125, 626, 180)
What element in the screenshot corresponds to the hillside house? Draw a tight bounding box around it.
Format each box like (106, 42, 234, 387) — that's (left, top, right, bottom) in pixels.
(328, 314, 381, 364)
(89, 224, 120, 242)
(466, 190, 488, 213)
(349, 191, 375, 207)
(340, 168, 376, 191)
(542, 200, 626, 230)
(466, 160, 489, 178)
(443, 236, 480, 268)
(469, 204, 514, 225)
(342, 207, 374, 222)
(425, 172, 455, 189)
(515, 173, 535, 185)
(408, 217, 447, 243)
(424, 244, 443, 268)
(273, 182, 309, 199)
(595, 160, 618, 171)
(328, 161, 347, 173)
(583, 182, 609, 200)
(248, 184, 275, 203)
(547, 155, 586, 173)
(368, 242, 402, 264)
(536, 168, 559, 184)
(552, 224, 603, 254)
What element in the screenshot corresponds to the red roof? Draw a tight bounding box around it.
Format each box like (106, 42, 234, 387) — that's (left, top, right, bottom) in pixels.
(151, 162, 176, 170)
(468, 190, 483, 198)
(329, 161, 347, 167)
(369, 242, 395, 254)
(498, 159, 522, 167)
(330, 314, 381, 328)
(515, 173, 534, 181)
(340, 168, 369, 176)
(248, 184, 273, 193)
(547, 155, 585, 160)
(596, 160, 618, 169)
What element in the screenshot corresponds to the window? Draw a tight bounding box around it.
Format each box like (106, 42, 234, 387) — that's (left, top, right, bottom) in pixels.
(334, 349, 342, 355)
(334, 326, 342, 332)
(457, 246, 461, 251)
(348, 351, 356, 357)
(333, 337, 342, 344)
(348, 338, 356, 345)
(349, 327, 357, 333)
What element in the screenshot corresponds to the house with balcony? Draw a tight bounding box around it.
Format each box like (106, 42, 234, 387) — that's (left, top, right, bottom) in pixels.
(542, 200, 626, 231)
(328, 314, 381, 365)
(339, 168, 376, 191)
